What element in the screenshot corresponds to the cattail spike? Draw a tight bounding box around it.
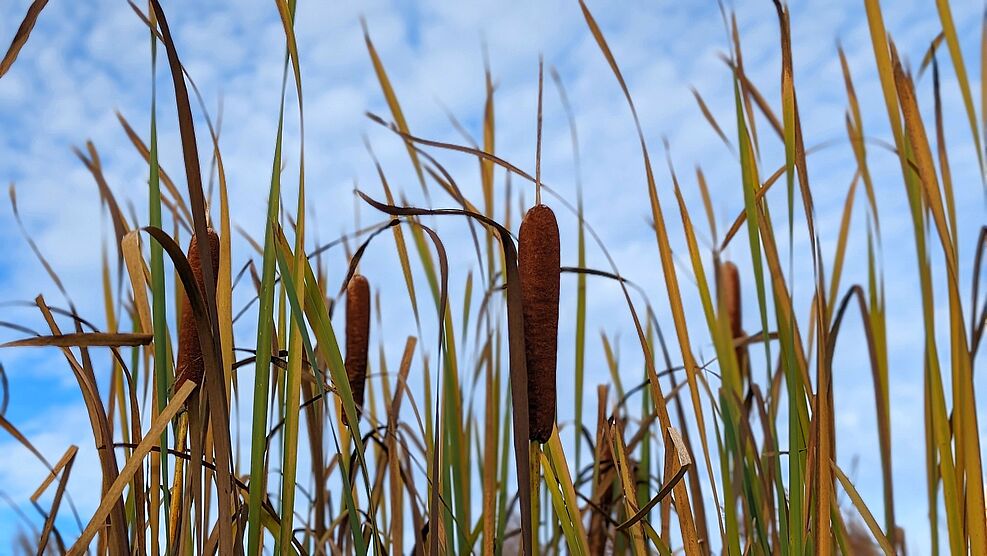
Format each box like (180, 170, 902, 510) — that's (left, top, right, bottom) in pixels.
(719, 260, 749, 382)
(719, 261, 742, 338)
(175, 229, 220, 391)
(345, 274, 371, 424)
(519, 204, 560, 443)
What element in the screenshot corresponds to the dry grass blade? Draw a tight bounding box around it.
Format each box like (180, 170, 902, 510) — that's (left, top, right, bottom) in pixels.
(0, 0, 49, 79)
(837, 45, 880, 237)
(973, 226, 987, 356)
(0, 333, 152, 348)
(893, 48, 986, 553)
(617, 427, 692, 531)
(387, 336, 417, 552)
(366, 112, 536, 184)
(121, 231, 153, 335)
(0, 415, 58, 484)
(917, 32, 946, 78)
(832, 461, 894, 555)
(609, 419, 647, 555)
(892, 54, 958, 280)
(115, 111, 195, 228)
(691, 87, 734, 152)
(362, 19, 428, 197)
(365, 142, 421, 326)
(934, 0, 985, 177)
(74, 143, 131, 263)
(721, 56, 783, 141)
(9, 184, 73, 305)
(34, 445, 77, 555)
(30, 446, 77, 504)
(829, 285, 895, 538)
(828, 174, 860, 322)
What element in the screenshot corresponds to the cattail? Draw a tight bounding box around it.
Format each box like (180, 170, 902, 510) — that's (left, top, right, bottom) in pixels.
(344, 274, 370, 423)
(174, 229, 220, 391)
(718, 261, 748, 380)
(719, 261, 742, 338)
(518, 204, 560, 443)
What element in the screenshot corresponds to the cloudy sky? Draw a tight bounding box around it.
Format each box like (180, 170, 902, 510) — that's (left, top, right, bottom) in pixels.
(0, 0, 984, 552)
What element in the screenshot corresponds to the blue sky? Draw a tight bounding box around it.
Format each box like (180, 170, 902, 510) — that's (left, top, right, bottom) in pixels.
(0, 0, 984, 552)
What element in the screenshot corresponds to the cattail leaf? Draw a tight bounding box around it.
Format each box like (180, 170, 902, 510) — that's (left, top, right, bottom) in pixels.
(690, 87, 734, 152)
(544, 429, 589, 555)
(0, 0, 49, 79)
(366, 144, 421, 327)
(34, 445, 77, 555)
(121, 231, 153, 335)
(832, 461, 894, 555)
(1, 333, 152, 348)
(934, 0, 985, 178)
(618, 427, 691, 531)
(362, 20, 428, 197)
(116, 111, 195, 229)
(609, 419, 647, 555)
(837, 46, 881, 239)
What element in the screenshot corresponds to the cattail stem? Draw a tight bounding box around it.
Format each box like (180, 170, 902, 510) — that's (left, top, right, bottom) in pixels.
(344, 274, 371, 425)
(588, 386, 614, 554)
(535, 56, 544, 207)
(530, 440, 541, 556)
(519, 204, 560, 443)
(167, 412, 189, 545)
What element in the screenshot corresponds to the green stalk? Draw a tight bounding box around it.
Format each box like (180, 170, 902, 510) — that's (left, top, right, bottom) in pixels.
(246, 88, 287, 556)
(146, 20, 172, 552)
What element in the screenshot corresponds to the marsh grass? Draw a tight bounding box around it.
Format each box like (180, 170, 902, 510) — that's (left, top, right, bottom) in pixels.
(1, 0, 986, 554)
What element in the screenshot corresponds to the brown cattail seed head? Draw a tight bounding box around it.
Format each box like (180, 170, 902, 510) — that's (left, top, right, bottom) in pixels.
(345, 274, 371, 423)
(719, 261, 743, 338)
(518, 204, 560, 444)
(175, 229, 220, 391)
(719, 260, 749, 380)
